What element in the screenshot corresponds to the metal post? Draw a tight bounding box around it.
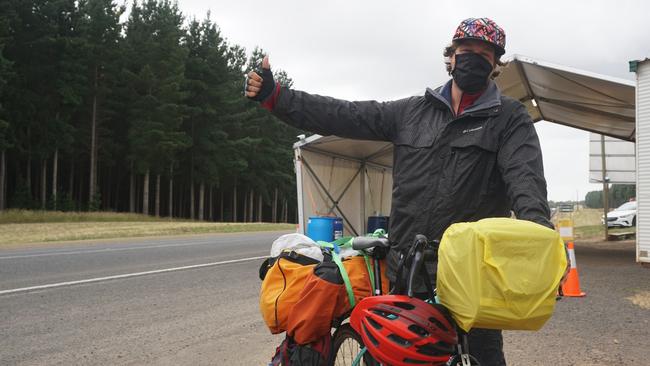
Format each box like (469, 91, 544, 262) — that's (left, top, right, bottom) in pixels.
(601, 135, 609, 240)
(294, 148, 305, 234)
(360, 162, 367, 235)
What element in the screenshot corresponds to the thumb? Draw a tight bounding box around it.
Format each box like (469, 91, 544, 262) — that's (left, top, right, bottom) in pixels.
(262, 55, 271, 70)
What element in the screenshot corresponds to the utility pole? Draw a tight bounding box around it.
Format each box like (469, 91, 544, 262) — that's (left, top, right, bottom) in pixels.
(601, 135, 610, 240)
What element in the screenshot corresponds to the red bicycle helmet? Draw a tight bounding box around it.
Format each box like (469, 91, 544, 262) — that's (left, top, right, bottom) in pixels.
(350, 295, 458, 366)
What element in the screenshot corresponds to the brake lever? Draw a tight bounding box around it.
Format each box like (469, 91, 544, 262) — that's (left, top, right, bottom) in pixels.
(407, 249, 423, 297)
(407, 235, 428, 297)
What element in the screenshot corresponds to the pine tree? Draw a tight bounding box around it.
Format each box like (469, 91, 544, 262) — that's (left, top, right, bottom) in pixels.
(125, 0, 188, 215)
(182, 16, 233, 220)
(79, 0, 124, 209)
(0, 0, 14, 210)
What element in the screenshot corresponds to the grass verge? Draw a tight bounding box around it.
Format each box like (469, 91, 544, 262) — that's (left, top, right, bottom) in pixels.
(0, 210, 295, 246)
(553, 208, 635, 240)
(0, 209, 175, 224)
(574, 225, 634, 239)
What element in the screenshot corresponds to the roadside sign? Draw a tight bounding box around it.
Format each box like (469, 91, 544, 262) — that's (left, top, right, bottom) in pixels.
(557, 218, 574, 241)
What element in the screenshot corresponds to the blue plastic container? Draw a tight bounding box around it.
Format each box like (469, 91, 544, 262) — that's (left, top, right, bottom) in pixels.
(367, 216, 390, 234)
(307, 216, 343, 242)
(333, 218, 343, 240)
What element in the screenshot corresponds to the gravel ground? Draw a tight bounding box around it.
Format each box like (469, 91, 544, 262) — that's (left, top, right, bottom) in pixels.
(503, 239, 650, 365)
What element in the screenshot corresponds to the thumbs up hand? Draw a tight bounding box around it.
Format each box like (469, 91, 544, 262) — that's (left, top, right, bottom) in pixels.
(245, 55, 276, 102)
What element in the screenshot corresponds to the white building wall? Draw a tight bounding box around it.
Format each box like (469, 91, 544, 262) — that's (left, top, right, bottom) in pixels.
(636, 60, 650, 263)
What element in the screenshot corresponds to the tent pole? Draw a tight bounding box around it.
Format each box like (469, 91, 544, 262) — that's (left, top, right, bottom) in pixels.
(301, 157, 359, 236)
(302, 147, 392, 170)
(295, 148, 305, 234)
(379, 168, 386, 215)
(327, 166, 363, 215)
(360, 162, 366, 235)
(363, 143, 393, 162)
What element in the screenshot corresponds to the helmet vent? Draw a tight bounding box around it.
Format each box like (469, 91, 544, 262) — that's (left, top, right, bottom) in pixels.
(403, 357, 429, 364)
(428, 317, 448, 331)
(372, 309, 398, 320)
(388, 334, 412, 347)
(367, 317, 383, 330)
(408, 324, 429, 337)
(416, 341, 454, 357)
(362, 323, 380, 346)
(393, 301, 416, 310)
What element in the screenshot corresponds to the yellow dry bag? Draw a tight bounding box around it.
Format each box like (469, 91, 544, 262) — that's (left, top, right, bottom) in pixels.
(436, 218, 567, 332)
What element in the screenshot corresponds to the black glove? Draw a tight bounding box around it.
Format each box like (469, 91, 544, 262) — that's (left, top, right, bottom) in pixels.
(247, 67, 276, 102)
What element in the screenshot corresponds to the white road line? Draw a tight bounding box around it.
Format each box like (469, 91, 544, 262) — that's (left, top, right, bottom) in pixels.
(0, 255, 267, 296)
(0, 238, 252, 259)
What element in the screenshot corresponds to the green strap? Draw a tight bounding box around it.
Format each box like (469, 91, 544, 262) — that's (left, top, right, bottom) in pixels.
(333, 236, 354, 249)
(317, 233, 387, 307)
(331, 250, 356, 307)
(317, 239, 356, 307)
(361, 229, 385, 292)
(318, 237, 353, 252)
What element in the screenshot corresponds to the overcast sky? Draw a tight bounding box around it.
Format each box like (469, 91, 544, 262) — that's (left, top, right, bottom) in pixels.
(173, 0, 650, 201)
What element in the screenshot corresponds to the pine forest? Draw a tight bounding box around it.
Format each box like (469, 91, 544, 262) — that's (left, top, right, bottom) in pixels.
(0, 0, 304, 223)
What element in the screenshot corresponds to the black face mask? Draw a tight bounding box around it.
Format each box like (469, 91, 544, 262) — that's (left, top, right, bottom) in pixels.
(451, 52, 493, 94)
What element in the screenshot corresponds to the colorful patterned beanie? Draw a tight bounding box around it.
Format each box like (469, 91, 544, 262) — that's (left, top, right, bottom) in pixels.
(453, 18, 506, 56)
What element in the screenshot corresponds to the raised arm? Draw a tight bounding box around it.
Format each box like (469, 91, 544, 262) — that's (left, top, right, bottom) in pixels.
(496, 101, 553, 229)
(245, 55, 406, 142)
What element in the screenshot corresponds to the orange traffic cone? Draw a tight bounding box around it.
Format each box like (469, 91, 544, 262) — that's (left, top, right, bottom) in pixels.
(562, 241, 586, 297)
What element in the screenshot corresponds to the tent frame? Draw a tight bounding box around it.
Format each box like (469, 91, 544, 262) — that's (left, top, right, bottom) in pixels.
(502, 54, 636, 141)
(294, 134, 393, 236)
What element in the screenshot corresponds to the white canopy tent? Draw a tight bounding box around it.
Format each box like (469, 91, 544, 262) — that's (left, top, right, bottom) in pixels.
(497, 55, 636, 141)
(293, 55, 637, 236)
(294, 135, 393, 236)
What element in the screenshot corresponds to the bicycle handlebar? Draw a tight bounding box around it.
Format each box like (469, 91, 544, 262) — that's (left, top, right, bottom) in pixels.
(352, 237, 390, 251)
(346, 234, 440, 298)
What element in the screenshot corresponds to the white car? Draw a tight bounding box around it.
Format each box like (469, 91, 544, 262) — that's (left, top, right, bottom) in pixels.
(604, 201, 637, 228)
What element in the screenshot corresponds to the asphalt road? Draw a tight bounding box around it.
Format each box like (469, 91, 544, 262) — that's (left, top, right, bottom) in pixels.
(0, 232, 288, 366)
(1, 234, 649, 365)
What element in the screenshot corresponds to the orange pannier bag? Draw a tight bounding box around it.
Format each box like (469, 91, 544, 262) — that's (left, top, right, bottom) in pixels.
(287, 255, 390, 344)
(259, 250, 319, 334)
(259, 250, 389, 339)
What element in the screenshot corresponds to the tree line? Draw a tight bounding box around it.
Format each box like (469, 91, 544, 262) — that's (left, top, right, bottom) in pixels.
(584, 184, 636, 209)
(0, 0, 304, 223)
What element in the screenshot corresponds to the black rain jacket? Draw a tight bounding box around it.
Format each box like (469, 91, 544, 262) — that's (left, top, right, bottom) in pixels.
(271, 80, 552, 283)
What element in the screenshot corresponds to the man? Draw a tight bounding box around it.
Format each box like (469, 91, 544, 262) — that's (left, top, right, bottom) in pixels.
(246, 18, 552, 366)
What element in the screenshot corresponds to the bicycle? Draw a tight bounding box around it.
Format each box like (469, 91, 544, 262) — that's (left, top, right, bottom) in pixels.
(328, 234, 479, 366)
(328, 235, 389, 366)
